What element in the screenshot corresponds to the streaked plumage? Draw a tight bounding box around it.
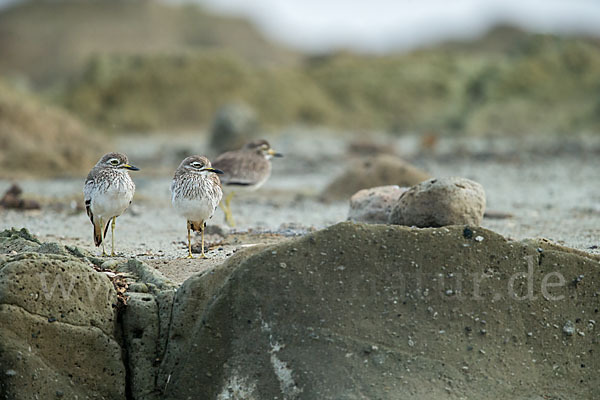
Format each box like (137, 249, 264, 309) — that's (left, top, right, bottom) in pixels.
(171, 155, 223, 258)
(83, 152, 139, 256)
(212, 139, 282, 226)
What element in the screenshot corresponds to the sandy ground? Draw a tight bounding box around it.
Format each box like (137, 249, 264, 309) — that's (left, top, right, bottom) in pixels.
(1, 131, 599, 283)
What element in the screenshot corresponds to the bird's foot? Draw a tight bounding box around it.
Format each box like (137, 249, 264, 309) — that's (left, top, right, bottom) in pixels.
(110, 251, 117, 257)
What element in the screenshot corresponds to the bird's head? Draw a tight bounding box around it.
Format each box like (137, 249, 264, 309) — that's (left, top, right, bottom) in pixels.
(180, 155, 224, 175)
(98, 152, 139, 171)
(243, 139, 283, 160)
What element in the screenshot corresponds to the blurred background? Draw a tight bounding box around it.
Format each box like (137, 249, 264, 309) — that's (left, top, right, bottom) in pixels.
(0, 0, 599, 254)
(1, 0, 600, 176)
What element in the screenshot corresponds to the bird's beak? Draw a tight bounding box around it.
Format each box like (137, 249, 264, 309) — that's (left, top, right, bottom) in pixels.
(267, 148, 283, 158)
(202, 167, 224, 174)
(121, 164, 140, 171)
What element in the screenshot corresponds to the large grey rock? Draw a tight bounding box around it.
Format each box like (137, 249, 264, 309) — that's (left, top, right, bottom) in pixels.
(0, 251, 125, 399)
(154, 222, 599, 399)
(348, 185, 407, 224)
(210, 103, 259, 154)
(322, 154, 431, 202)
(389, 177, 486, 227)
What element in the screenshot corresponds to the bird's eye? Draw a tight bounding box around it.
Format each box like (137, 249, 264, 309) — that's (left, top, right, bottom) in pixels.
(191, 162, 204, 168)
(109, 158, 120, 166)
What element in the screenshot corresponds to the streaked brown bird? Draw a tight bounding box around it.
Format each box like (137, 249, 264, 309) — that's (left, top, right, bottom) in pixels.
(171, 155, 224, 258)
(83, 152, 139, 257)
(212, 139, 282, 226)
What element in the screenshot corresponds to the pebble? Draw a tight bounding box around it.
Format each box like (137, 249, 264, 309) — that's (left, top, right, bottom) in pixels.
(101, 260, 119, 270)
(5, 369, 16, 377)
(562, 320, 575, 336)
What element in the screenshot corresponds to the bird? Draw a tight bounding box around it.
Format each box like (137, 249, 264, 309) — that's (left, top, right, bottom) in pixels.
(212, 139, 282, 226)
(83, 152, 139, 257)
(171, 155, 224, 258)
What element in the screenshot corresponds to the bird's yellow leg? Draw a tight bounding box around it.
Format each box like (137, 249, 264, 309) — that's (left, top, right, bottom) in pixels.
(186, 221, 194, 259)
(110, 217, 117, 257)
(100, 217, 108, 257)
(223, 192, 236, 227)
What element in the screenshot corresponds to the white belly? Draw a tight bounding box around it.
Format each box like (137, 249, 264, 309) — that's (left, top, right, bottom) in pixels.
(172, 196, 217, 222)
(91, 188, 133, 219)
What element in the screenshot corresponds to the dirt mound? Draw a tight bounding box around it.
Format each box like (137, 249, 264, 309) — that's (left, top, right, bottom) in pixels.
(0, 81, 107, 177)
(157, 222, 599, 399)
(322, 154, 431, 202)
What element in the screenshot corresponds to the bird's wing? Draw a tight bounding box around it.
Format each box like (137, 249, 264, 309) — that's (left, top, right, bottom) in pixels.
(213, 152, 269, 186)
(83, 171, 95, 221)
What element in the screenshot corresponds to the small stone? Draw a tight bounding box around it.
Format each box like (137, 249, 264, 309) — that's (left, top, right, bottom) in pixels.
(527, 332, 533, 337)
(5, 369, 17, 377)
(474, 235, 484, 242)
(101, 260, 119, 270)
(48, 316, 57, 323)
(56, 390, 64, 397)
(562, 320, 575, 336)
(279, 263, 287, 269)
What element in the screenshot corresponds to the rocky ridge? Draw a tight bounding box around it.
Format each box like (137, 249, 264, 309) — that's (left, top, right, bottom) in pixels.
(1, 224, 598, 399)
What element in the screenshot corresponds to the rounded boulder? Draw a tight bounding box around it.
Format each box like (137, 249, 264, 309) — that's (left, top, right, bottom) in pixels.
(348, 185, 408, 224)
(389, 177, 486, 227)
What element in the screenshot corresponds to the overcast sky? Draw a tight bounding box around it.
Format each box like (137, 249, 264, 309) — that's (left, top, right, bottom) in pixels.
(193, 0, 600, 52)
(2, 0, 600, 52)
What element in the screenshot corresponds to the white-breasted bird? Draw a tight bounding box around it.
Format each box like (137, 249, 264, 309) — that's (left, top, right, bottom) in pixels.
(83, 152, 139, 256)
(171, 155, 223, 258)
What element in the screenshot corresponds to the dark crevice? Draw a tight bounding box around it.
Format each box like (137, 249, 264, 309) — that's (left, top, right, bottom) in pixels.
(155, 290, 178, 394)
(116, 307, 133, 400)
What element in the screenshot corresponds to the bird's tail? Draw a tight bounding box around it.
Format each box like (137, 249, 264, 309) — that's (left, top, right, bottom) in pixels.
(189, 220, 205, 232)
(93, 219, 103, 247)
(92, 217, 110, 247)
